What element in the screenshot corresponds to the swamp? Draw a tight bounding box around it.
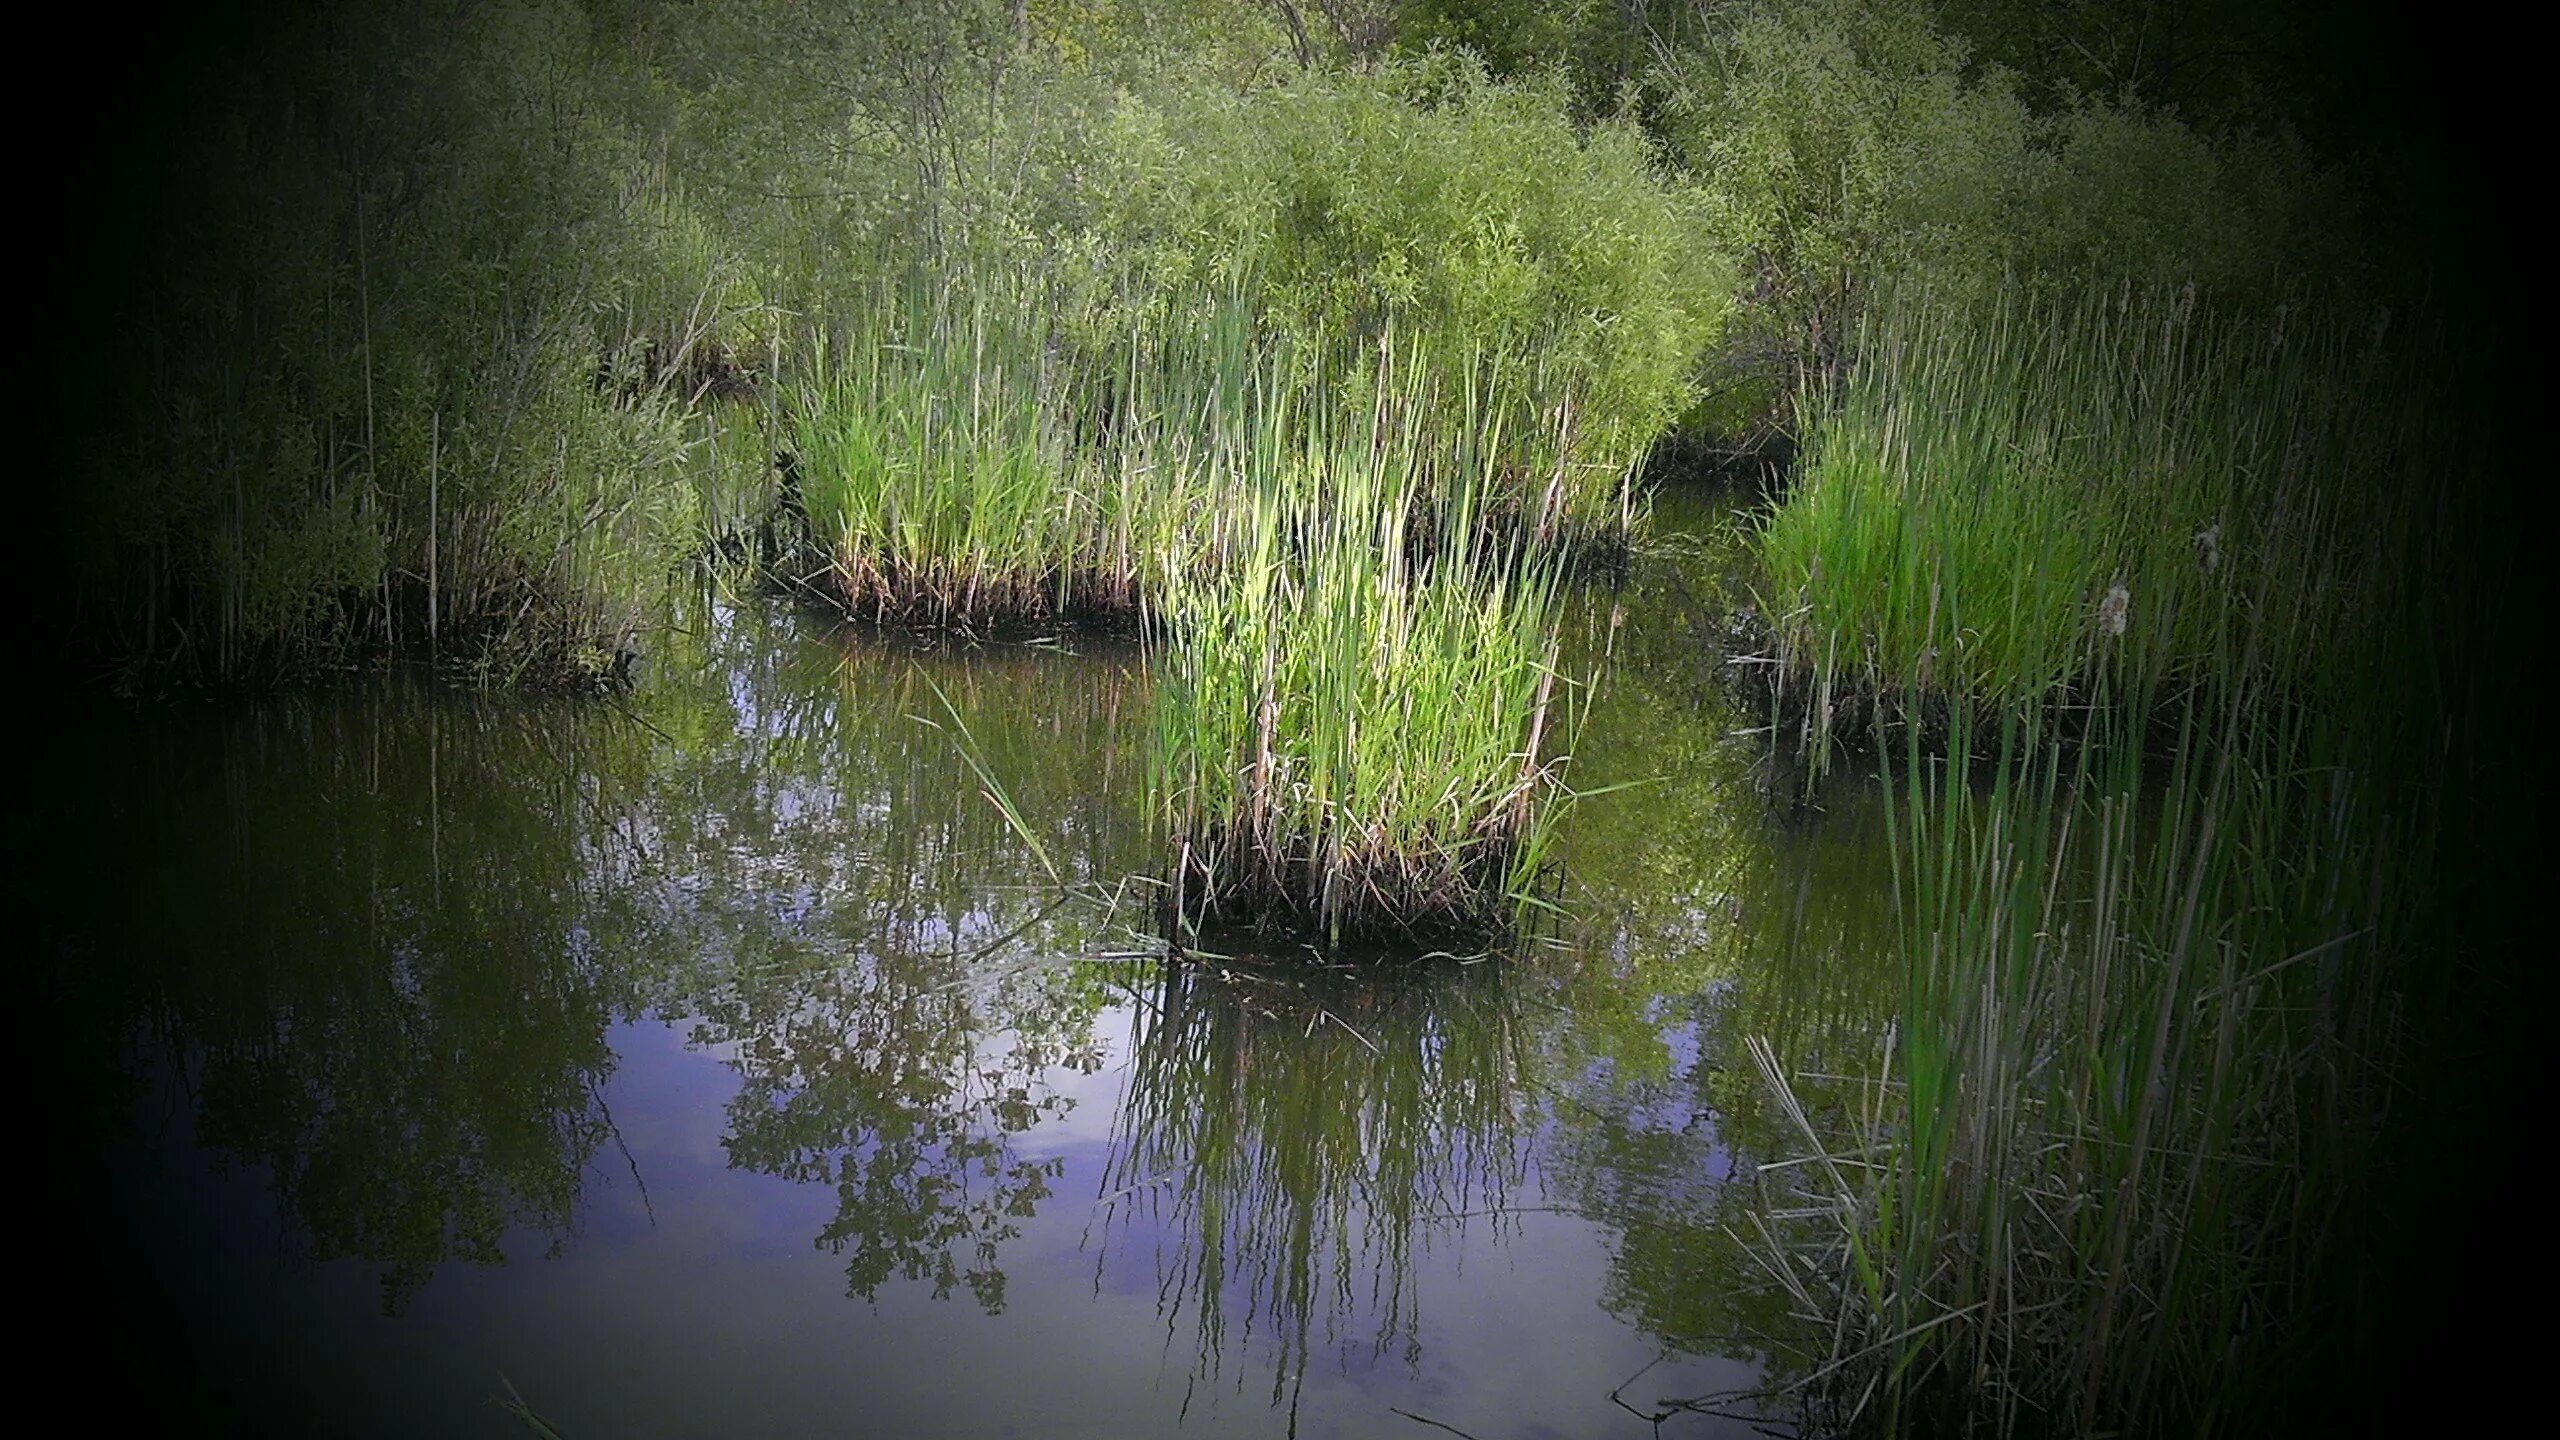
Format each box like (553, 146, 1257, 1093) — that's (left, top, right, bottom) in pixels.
(13, 2, 2543, 1437)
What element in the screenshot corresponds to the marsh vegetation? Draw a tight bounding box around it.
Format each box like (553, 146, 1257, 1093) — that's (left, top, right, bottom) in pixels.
(29, 1, 2530, 1435)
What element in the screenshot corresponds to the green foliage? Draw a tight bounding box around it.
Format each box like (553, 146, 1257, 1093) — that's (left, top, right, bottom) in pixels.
(66, 0, 776, 685)
(63, 1, 1725, 686)
(1652, 0, 2355, 428)
(1757, 283, 2427, 734)
(1394, 0, 1677, 105)
(1936, 0, 2377, 141)
(1076, 55, 1728, 514)
(1398, 0, 1597, 77)
(1666, 0, 2036, 306)
(1151, 381, 1577, 943)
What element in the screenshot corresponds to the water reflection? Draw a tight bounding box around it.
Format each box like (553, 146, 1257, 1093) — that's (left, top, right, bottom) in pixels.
(30, 496, 1918, 1434)
(706, 955, 1097, 1310)
(52, 693, 643, 1311)
(45, 602, 1161, 1319)
(1099, 954, 1532, 1414)
(641, 616, 1151, 1310)
(1540, 486, 1904, 1377)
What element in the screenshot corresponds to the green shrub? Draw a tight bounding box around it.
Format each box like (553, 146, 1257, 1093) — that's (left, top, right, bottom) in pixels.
(1072, 55, 1728, 536)
(1655, 0, 2352, 421)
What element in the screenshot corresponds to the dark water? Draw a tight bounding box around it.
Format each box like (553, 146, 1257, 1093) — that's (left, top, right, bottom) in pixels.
(27, 492, 1903, 1438)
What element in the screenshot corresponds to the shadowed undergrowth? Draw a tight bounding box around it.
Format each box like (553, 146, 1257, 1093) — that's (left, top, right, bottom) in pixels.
(1732, 280, 2497, 1434)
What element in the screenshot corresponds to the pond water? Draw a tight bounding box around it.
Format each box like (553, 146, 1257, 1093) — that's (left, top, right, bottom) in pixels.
(29, 490, 1905, 1438)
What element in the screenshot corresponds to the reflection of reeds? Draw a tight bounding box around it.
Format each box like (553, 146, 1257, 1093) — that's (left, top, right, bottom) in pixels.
(1097, 957, 1533, 1407)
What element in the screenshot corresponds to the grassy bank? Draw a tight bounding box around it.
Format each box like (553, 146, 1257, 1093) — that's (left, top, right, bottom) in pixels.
(1736, 281, 2497, 1431)
(787, 279, 1284, 626)
(1756, 284, 2428, 752)
(50, 0, 2428, 696)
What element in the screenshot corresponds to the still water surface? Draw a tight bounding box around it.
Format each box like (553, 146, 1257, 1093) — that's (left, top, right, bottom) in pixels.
(32, 493, 1901, 1438)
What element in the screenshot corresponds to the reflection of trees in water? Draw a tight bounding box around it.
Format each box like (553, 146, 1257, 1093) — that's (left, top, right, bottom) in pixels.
(705, 953, 1105, 1311)
(55, 692, 644, 1311)
(1544, 769, 1934, 1380)
(619, 607, 1155, 944)
(41, 548, 1907, 1388)
(45, 600, 1158, 1314)
(639, 612, 1151, 1311)
(1534, 499, 1906, 1375)
(1097, 956, 1532, 1416)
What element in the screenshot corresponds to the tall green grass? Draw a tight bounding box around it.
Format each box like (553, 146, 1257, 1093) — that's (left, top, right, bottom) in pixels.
(1743, 681, 2410, 1433)
(1758, 284, 2423, 748)
(1736, 284, 2478, 1432)
(790, 271, 1654, 634)
(789, 280, 1259, 625)
(1150, 376, 1578, 944)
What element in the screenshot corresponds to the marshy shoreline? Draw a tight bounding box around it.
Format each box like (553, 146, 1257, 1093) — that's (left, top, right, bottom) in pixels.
(20, 2, 2546, 1435)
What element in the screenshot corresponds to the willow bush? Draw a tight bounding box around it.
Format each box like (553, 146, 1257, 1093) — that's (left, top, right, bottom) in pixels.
(1651, 0, 2357, 434)
(1067, 54, 1729, 541)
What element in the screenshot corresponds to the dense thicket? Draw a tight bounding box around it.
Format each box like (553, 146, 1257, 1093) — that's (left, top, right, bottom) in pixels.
(45, 0, 2439, 687)
(53, 2, 779, 685)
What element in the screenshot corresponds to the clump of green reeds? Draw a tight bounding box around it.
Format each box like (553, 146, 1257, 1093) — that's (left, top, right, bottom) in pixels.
(1150, 383, 1580, 944)
(789, 281, 1224, 624)
(790, 276, 1648, 635)
(1742, 673, 2409, 1434)
(1757, 282, 2424, 749)
(1277, 327, 1657, 552)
